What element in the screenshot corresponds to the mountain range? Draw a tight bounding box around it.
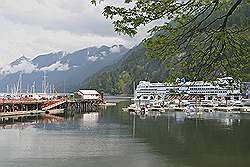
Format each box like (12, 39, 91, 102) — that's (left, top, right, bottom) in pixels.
(0, 45, 128, 93)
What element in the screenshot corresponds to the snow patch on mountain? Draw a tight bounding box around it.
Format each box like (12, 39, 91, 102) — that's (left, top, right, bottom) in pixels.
(60, 51, 68, 59)
(88, 56, 98, 62)
(40, 61, 70, 71)
(57, 63, 70, 71)
(100, 51, 107, 56)
(110, 45, 121, 54)
(0, 59, 37, 75)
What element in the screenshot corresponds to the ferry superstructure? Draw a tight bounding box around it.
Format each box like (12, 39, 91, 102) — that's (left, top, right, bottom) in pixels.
(178, 77, 240, 96)
(134, 77, 241, 105)
(135, 81, 174, 100)
(134, 81, 171, 107)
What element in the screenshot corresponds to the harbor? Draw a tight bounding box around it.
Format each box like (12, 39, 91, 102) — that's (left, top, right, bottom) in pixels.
(0, 81, 250, 167)
(123, 77, 250, 116)
(1, 101, 250, 167)
(1, 77, 250, 120)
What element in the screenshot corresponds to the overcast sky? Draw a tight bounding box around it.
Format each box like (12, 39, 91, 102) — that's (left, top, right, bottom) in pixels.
(0, 0, 151, 67)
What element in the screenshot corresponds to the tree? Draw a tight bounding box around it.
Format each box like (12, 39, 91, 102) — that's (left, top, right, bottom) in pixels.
(92, 0, 250, 81)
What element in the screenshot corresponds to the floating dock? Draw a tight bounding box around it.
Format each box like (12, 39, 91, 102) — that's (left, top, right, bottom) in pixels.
(123, 106, 250, 113)
(0, 108, 65, 117)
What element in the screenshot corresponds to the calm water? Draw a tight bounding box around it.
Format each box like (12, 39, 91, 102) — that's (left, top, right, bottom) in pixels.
(1, 102, 250, 167)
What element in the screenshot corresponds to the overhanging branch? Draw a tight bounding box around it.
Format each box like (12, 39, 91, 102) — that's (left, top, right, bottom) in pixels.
(220, 0, 242, 30)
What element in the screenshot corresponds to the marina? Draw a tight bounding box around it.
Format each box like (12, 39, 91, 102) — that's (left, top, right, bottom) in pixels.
(124, 77, 250, 116)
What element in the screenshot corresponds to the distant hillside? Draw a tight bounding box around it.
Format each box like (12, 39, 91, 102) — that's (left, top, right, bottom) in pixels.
(82, 43, 169, 95)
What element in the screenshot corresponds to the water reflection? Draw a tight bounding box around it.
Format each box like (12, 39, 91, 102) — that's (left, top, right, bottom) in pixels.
(0, 102, 250, 167)
(0, 116, 38, 130)
(129, 112, 250, 167)
(103, 103, 250, 167)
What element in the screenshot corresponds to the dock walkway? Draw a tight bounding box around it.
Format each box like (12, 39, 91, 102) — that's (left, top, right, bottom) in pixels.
(0, 109, 64, 117)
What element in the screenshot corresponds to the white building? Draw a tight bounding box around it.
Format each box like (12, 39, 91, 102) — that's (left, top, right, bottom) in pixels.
(76, 90, 101, 100)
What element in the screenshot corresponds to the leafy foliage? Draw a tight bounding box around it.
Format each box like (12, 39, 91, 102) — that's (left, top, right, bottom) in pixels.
(92, 0, 250, 81)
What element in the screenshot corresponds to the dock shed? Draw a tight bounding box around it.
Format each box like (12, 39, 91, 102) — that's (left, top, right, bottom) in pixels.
(75, 90, 102, 100)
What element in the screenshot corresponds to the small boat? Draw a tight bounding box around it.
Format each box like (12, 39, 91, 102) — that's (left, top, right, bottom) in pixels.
(242, 99, 250, 106)
(185, 105, 196, 112)
(185, 105, 201, 118)
(126, 104, 140, 112)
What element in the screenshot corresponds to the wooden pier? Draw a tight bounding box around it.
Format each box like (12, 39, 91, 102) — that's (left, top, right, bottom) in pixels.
(0, 90, 105, 118)
(0, 99, 103, 118)
(66, 99, 103, 114)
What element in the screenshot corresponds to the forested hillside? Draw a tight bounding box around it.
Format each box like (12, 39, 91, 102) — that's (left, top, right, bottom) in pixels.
(82, 44, 169, 95)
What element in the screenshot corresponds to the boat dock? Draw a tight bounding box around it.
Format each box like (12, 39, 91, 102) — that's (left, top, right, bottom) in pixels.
(0, 89, 106, 118)
(123, 105, 250, 113)
(0, 108, 65, 117)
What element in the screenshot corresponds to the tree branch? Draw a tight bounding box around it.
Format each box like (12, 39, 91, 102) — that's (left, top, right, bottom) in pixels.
(220, 0, 242, 30)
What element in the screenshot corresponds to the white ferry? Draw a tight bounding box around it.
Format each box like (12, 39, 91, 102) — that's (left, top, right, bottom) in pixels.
(134, 81, 177, 107)
(178, 77, 240, 97)
(133, 77, 242, 107)
(135, 81, 171, 99)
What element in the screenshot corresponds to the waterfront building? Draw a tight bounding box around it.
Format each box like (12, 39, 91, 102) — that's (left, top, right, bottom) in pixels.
(75, 90, 102, 100)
